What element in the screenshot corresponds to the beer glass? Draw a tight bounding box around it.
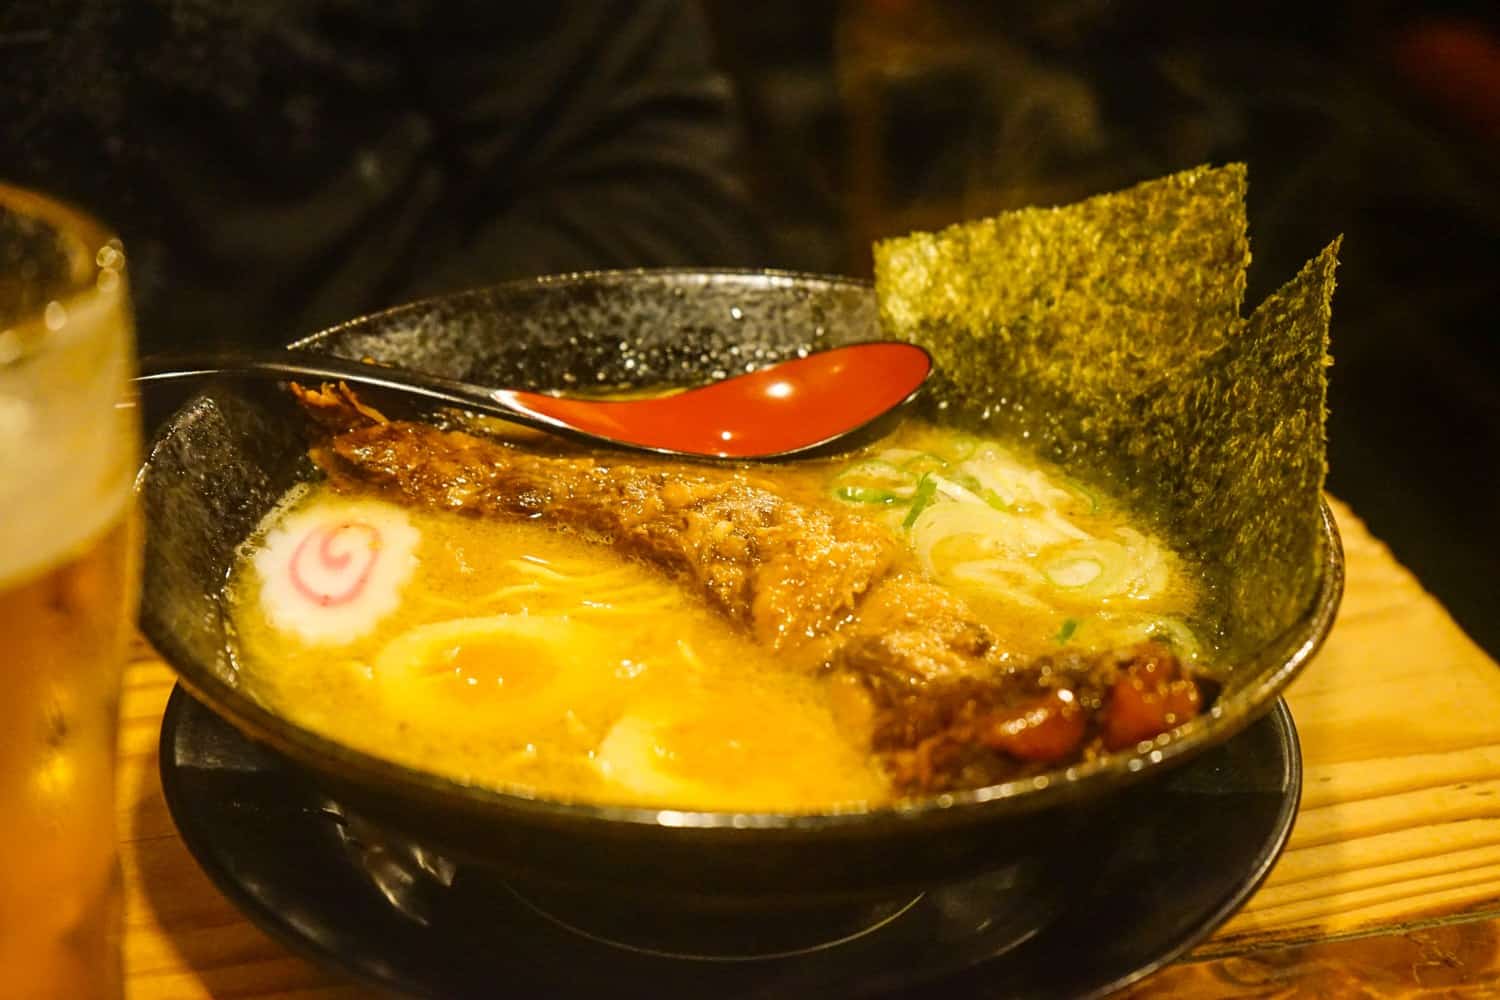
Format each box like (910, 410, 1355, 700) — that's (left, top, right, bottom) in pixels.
(0, 184, 138, 999)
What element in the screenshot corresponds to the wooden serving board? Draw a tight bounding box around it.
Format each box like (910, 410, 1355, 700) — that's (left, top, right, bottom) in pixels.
(118, 499, 1500, 998)
(1205, 499, 1500, 950)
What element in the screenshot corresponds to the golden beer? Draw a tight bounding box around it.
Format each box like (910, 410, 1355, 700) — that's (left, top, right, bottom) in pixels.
(0, 185, 138, 999)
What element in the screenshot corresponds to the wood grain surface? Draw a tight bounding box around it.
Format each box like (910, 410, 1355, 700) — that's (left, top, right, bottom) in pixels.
(119, 499, 1500, 998)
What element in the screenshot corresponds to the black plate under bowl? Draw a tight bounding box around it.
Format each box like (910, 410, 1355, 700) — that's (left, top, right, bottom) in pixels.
(138, 269, 1342, 905)
(160, 687, 1300, 999)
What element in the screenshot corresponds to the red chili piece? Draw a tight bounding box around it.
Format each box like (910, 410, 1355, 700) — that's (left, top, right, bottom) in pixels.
(1102, 644, 1202, 751)
(979, 690, 1088, 762)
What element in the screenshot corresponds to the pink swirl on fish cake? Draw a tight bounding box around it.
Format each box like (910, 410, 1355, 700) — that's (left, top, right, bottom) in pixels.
(287, 521, 382, 607)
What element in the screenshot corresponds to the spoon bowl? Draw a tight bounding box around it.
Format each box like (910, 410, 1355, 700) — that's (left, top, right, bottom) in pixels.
(135, 341, 931, 460)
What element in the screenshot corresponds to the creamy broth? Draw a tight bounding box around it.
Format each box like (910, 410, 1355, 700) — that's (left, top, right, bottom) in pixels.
(228, 490, 891, 811)
(226, 421, 1205, 810)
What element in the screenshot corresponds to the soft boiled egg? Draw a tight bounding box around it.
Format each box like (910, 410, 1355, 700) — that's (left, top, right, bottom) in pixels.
(594, 689, 887, 811)
(370, 614, 619, 733)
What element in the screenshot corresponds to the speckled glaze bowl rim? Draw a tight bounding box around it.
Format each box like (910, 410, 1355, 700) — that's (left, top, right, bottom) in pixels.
(144, 267, 1344, 834)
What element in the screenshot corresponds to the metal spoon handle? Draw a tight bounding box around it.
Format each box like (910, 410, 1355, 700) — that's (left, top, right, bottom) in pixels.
(134, 350, 562, 435)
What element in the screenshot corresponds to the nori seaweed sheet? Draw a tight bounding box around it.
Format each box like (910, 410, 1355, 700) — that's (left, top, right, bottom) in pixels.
(876, 164, 1249, 446)
(873, 164, 1338, 661)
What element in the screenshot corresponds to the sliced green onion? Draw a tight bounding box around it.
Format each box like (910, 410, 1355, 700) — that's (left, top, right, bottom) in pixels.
(954, 456, 1029, 511)
(1040, 539, 1133, 594)
(1045, 557, 1105, 588)
(951, 471, 984, 493)
(837, 458, 908, 483)
(872, 448, 925, 466)
(1056, 617, 1080, 643)
(1143, 616, 1202, 659)
(902, 474, 938, 528)
(980, 488, 1013, 512)
(946, 434, 982, 461)
(834, 485, 901, 505)
(1061, 476, 1100, 514)
(928, 474, 988, 506)
(829, 459, 916, 505)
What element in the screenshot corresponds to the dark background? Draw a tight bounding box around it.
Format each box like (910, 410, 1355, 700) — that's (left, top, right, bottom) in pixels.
(3, 1, 1494, 661)
(704, 0, 1500, 662)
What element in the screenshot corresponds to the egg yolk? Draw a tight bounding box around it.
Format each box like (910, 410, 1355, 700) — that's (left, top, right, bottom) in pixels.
(414, 634, 560, 699)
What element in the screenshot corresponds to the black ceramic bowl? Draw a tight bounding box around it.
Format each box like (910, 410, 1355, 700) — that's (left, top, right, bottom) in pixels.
(139, 269, 1343, 908)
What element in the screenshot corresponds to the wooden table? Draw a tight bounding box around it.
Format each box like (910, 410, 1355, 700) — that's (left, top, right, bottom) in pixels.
(119, 500, 1500, 998)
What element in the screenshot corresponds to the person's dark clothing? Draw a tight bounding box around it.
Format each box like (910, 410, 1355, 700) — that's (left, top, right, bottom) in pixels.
(1, 1, 764, 351)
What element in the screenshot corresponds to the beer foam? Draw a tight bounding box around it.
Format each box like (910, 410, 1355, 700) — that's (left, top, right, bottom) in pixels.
(0, 285, 137, 587)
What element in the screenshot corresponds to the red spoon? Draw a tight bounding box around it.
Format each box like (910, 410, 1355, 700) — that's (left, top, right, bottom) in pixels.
(135, 342, 932, 460)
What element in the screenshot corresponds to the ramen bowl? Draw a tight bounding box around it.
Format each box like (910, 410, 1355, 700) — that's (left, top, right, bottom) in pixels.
(139, 269, 1342, 909)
